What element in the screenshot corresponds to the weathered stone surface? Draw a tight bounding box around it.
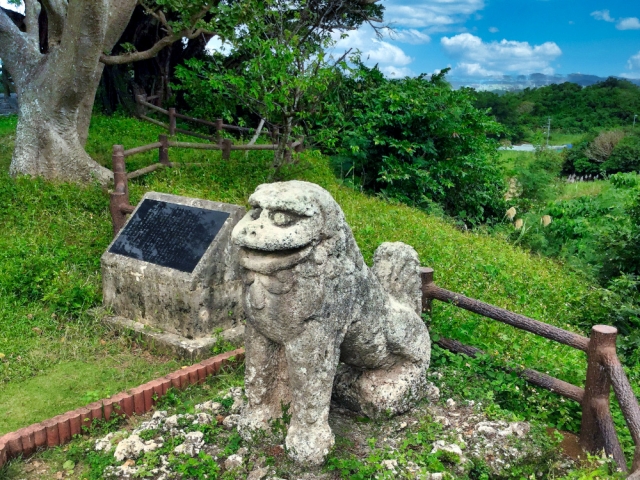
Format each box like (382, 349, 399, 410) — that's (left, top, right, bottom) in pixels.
(224, 453, 244, 470)
(173, 431, 204, 457)
(101, 315, 242, 361)
(114, 434, 161, 461)
(195, 401, 223, 414)
(231, 180, 431, 466)
(95, 433, 116, 452)
(101, 192, 245, 340)
(247, 466, 270, 480)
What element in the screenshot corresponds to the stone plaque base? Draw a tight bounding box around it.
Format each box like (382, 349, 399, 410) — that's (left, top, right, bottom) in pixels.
(104, 315, 245, 361)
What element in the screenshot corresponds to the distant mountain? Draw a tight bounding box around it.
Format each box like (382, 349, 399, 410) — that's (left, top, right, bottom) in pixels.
(450, 73, 640, 91)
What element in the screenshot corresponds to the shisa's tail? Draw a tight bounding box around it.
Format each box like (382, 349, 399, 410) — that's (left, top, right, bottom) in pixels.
(371, 242, 422, 316)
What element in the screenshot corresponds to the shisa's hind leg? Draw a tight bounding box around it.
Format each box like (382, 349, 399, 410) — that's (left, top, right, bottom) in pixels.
(334, 299, 431, 418)
(333, 359, 430, 419)
(283, 321, 341, 466)
(238, 322, 291, 439)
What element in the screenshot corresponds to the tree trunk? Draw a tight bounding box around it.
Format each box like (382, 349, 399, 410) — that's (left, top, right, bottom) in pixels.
(77, 65, 105, 146)
(272, 117, 293, 171)
(0, 0, 138, 185)
(11, 80, 113, 184)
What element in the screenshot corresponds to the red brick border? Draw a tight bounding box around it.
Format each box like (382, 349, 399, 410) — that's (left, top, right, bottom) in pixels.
(0, 348, 244, 468)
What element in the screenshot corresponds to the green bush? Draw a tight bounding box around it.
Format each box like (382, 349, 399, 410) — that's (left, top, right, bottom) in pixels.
(323, 66, 506, 226)
(603, 134, 640, 173)
(474, 78, 640, 140)
(561, 136, 599, 175)
(562, 130, 640, 175)
(509, 148, 563, 211)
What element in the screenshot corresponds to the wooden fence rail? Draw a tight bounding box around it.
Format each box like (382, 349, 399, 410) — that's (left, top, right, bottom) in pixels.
(135, 94, 276, 142)
(420, 267, 640, 478)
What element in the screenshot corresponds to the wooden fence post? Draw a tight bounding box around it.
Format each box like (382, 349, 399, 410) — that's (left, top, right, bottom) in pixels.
(222, 139, 232, 160)
(420, 267, 434, 315)
(110, 145, 130, 237)
(168, 108, 176, 136)
(284, 141, 293, 164)
(135, 94, 146, 117)
(216, 119, 223, 145)
(580, 325, 627, 471)
(159, 134, 170, 165)
(602, 331, 640, 474)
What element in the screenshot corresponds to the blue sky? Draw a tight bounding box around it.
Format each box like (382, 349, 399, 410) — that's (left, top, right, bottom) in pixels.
(2, 0, 639, 82)
(333, 0, 640, 80)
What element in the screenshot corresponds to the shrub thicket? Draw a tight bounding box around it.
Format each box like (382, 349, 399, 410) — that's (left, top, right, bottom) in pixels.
(562, 129, 640, 175)
(317, 66, 507, 226)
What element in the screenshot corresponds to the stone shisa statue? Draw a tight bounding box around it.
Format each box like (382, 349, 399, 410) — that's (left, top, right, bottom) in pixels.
(231, 181, 431, 465)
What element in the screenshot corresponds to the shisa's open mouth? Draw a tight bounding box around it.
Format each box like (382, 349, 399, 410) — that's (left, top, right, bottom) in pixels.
(238, 243, 315, 275)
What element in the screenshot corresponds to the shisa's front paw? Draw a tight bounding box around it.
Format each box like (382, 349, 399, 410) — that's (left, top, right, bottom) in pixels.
(285, 422, 334, 466)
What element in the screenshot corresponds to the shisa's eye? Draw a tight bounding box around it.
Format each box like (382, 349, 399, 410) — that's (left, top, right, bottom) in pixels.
(249, 207, 262, 220)
(271, 211, 296, 227)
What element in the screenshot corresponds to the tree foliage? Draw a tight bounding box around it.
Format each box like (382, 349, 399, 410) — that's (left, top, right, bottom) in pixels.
(474, 78, 640, 141)
(317, 65, 506, 226)
(173, 0, 381, 168)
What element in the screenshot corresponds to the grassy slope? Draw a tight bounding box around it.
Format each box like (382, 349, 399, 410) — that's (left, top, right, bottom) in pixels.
(0, 114, 605, 436)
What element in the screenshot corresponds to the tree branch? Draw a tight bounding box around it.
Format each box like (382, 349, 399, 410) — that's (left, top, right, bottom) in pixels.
(103, 0, 138, 50)
(100, 31, 180, 65)
(0, 8, 40, 85)
(24, 0, 41, 41)
(51, 0, 110, 106)
(100, 3, 211, 66)
(40, 0, 68, 47)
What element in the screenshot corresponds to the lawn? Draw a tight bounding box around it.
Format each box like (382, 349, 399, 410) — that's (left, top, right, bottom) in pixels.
(0, 113, 630, 451)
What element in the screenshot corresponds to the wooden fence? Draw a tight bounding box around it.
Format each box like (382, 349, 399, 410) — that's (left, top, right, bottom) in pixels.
(135, 94, 278, 142)
(420, 267, 640, 478)
(109, 98, 304, 236)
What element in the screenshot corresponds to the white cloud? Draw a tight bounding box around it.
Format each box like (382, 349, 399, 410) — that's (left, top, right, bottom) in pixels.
(441, 33, 562, 76)
(384, 28, 431, 45)
(617, 17, 640, 30)
(590, 10, 640, 30)
(455, 62, 501, 77)
(205, 36, 232, 55)
(365, 41, 413, 66)
(380, 65, 415, 78)
(591, 10, 615, 22)
(331, 27, 415, 78)
(628, 51, 640, 70)
(385, 0, 484, 29)
(488, 27, 499, 33)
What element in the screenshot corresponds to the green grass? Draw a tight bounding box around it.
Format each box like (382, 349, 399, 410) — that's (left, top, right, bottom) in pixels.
(556, 179, 610, 201)
(1, 364, 245, 479)
(0, 114, 625, 453)
(0, 357, 176, 434)
(499, 149, 533, 173)
(547, 132, 586, 145)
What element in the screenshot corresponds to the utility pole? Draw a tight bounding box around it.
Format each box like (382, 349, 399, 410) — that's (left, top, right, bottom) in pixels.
(546, 117, 551, 147)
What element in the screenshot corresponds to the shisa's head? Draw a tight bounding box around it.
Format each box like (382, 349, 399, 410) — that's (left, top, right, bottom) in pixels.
(232, 181, 344, 273)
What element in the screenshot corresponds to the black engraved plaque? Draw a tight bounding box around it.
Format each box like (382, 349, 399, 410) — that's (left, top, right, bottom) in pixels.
(109, 199, 230, 273)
